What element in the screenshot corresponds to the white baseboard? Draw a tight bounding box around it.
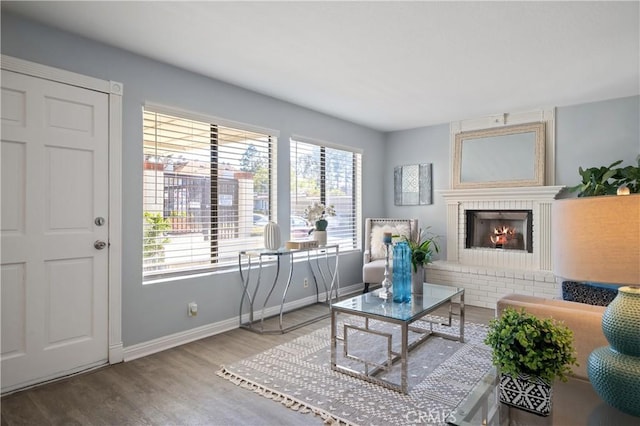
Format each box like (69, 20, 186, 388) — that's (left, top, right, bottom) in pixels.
(109, 342, 124, 363)
(123, 283, 363, 362)
(123, 317, 238, 362)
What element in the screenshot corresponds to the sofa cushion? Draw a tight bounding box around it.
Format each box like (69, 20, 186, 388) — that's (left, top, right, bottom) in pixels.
(562, 281, 619, 306)
(363, 259, 389, 284)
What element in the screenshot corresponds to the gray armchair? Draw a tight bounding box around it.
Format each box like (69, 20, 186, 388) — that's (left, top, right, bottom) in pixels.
(362, 218, 418, 293)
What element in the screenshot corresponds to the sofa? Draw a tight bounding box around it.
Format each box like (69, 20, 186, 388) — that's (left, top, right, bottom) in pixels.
(497, 293, 608, 380)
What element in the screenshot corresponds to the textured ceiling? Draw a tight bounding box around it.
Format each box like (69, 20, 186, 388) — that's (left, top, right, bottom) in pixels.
(3, 1, 639, 132)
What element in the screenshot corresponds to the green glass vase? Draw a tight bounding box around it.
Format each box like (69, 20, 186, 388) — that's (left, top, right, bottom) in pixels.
(315, 219, 328, 231)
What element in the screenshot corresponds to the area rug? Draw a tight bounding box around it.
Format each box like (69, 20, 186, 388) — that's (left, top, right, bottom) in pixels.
(217, 316, 492, 426)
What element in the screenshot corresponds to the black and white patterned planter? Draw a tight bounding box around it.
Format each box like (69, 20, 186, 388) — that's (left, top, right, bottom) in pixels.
(499, 373, 553, 416)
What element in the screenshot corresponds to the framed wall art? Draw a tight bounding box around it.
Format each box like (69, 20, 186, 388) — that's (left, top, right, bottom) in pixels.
(394, 163, 432, 205)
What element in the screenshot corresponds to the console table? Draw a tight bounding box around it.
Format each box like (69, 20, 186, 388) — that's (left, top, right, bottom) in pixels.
(238, 245, 339, 334)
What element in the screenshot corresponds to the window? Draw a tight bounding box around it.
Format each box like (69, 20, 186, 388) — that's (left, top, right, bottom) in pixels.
(290, 137, 361, 251)
(143, 107, 277, 279)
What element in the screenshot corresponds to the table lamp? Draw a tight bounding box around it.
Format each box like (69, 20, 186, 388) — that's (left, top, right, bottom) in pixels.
(552, 192, 640, 417)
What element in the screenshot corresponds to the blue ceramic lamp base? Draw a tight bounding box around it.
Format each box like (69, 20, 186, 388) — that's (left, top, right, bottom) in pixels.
(587, 286, 640, 417)
(588, 347, 640, 416)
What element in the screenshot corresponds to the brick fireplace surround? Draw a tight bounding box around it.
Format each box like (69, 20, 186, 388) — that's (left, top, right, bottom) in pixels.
(427, 186, 564, 309)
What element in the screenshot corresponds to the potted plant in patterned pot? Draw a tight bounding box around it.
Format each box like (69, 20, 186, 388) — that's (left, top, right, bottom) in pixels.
(484, 308, 578, 416)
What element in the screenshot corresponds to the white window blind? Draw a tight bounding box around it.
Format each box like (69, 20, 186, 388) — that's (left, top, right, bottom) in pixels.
(290, 138, 361, 251)
(143, 108, 277, 279)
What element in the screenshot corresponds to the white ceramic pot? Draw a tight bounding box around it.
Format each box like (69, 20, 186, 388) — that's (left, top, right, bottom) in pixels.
(313, 230, 327, 246)
(263, 221, 281, 250)
(412, 265, 424, 294)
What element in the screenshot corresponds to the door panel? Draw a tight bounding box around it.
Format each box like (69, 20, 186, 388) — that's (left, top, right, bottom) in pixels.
(0, 140, 25, 234)
(46, 258, 94, 347)
(0, 263, 26, 359)
(1, 69, 109, 393)
(47, 146, 94, 230)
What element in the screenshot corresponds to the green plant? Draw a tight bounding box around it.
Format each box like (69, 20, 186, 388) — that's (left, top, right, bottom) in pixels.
(143, 212, 171, 260)
(402, 228, 440, 272)
(484, 308, 578, 383)
(569, 156, 640, 197)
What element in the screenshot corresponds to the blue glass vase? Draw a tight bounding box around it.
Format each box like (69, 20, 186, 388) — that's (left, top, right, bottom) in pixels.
(392, 241, 411, 303)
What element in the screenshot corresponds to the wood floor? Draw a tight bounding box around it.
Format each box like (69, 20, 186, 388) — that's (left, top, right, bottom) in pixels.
(1, 303, 494, 426)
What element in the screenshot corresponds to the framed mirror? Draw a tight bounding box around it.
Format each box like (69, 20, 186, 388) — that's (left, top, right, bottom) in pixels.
(453, 122, 545, 189)
(394, 163, 432, 205)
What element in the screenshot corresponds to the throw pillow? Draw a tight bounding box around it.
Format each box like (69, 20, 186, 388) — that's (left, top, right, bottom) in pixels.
(562, 281, 619, 306)
(370, 222, 411, 260)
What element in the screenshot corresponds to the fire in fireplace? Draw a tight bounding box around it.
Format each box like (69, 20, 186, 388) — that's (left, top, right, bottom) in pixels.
(465, 210, 533, 252)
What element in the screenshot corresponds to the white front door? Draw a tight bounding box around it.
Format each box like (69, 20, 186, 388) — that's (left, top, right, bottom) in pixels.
(1, 69, 110, 393)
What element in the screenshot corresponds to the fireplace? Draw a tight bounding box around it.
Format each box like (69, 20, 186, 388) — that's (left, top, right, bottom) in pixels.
(439, 186, 563, 271)
(465, 210, 533, 253)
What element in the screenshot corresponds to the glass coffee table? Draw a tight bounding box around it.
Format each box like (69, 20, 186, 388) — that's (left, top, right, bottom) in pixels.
(330, 283, 464, 394)
(447, 366, 639, 425)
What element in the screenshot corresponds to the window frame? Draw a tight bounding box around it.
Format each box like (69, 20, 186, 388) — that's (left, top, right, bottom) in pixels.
(290, 135, 362, 252)
(142, 104, 278, 281)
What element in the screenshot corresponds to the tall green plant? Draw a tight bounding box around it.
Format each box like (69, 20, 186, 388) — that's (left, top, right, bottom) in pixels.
(570, 156, 640, 197)
(401, 228, 440, 272)
(143, 212, 170, 262)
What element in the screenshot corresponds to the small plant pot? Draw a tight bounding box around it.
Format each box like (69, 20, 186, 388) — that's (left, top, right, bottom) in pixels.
(499, 373, 553, 416)
(315, 219, 328, 231)
(411, 265, 424, 294)
(313, 230, 327, 246)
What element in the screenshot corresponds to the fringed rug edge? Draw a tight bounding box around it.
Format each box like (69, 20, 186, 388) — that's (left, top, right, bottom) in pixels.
(216, 366, 358, 426)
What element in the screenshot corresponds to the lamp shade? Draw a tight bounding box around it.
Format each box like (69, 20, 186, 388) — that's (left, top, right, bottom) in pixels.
(552, 194, 640, 285)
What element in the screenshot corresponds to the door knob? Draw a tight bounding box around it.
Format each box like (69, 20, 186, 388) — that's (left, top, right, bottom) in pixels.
(94, 240, 107, 250)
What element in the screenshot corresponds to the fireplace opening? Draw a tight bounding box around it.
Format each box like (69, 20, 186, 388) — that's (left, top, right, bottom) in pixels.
(465, 210, 533, 252)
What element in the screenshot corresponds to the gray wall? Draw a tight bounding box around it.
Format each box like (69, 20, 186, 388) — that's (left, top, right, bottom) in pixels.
(385, 96, 640, 259)
(3, 11, 639, 348)
(555, 96, 640, 186)
(382, 123, 451, 256)
(1, 12, 387, 346)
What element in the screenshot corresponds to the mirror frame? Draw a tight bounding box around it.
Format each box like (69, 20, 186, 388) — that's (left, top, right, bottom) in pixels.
(453, 122, 545, 189)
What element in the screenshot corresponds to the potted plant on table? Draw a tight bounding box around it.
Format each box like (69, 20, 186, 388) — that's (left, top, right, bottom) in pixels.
(303, 201, 336, 246)
(402, 227, 440, 294)
(484, 308, 578, 416)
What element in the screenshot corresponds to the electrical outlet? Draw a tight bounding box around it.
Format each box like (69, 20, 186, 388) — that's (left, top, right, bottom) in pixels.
(303, 278, 309, 288)
(188, 302, 198, 317)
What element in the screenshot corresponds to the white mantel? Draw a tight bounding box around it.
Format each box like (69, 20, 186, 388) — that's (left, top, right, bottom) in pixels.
(439, 186, 565, 202)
